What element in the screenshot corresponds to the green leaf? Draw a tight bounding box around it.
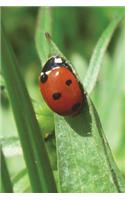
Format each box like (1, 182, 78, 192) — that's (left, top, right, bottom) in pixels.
(1, 24, 57, 192)
(108, 22, 125, 174)
(35, 7, 52, 65)
(35, 6, 58, 172)
(44, 18, 125, 192)
(1, 136, 31, 192)
(0, 149, 13, 193)
(0, 74, 10, 109)
(12, 169, 31, 192)
(84, 12, 125, 94)
(35, 7, 66, 65)
(91, 22, 125, 175)
(70, 53, 87, 82)
(35, 8, 125, 192)
(34, 101, 54, 135)
(55, 97, 125, 192)
(0, 136, 26, 177)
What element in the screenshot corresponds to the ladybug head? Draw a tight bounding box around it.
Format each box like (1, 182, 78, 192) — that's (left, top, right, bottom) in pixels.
(42, 56, 72, 73)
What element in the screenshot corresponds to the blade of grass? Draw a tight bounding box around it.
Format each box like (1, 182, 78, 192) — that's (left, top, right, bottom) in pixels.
(1, 136, 31, 192)
(35, 7, 69, 67)
(0, 149, 13, 193)
(35, 7, 52, 65)
(12, 169, 31, 192)
(35, 7, 60, 188)
(55, 97, 125, 192)
(12, 168, 27, 184)
(43, 21, 125, 192)
(35, 8, 125, 192)
(1, 24, 57, 192)
(84, 12, 125, 94)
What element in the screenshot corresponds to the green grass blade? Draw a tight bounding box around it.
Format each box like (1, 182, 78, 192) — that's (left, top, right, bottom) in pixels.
(43, 24, 125, 193)
(1, 25, 57, 192)
(35, 6, 58, 170)
(35, 7, 66, 66)
(35, 7, 52, 65)
(35, 8, 125, 192)
(84, 12, 125, 94)
(0, 149, 13, 193)
(55, 96, 125, 192)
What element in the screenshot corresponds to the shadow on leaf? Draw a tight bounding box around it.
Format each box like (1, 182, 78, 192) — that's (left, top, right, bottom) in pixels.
(65, 95, 92, 137)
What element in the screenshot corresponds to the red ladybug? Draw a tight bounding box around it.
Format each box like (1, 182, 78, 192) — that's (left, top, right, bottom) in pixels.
(39, 56, 84, 116)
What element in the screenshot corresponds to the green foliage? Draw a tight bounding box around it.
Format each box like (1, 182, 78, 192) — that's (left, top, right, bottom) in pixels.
(92, 21, 125, 175)
(1, 7, 125, 193)
(0, 149, 13, 192)
(1, 25, 56, 192)
(35, 8, 125, 192)
(35, 7, 52, 65)
(84, 12, 125, 94)
(55, 98, 125, 192)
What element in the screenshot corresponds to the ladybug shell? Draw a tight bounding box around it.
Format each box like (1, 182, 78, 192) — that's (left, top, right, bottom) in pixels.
(39, 65, 84, 116)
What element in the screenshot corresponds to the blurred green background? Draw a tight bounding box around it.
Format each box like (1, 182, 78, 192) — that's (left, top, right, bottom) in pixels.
(1, 7, 125, 192)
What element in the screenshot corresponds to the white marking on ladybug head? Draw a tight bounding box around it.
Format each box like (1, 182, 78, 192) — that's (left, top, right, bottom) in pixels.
(41, 71, 51, 76)
(73, 69, 76, 75)
(53, 66, 60, 70)
(41, 66, 60, 76)
(54, 57, 62, 64)
(46, 70, 51, 75)
(55, 71, 59, 76)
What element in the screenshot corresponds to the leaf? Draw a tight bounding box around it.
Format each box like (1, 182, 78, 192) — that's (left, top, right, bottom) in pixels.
(92, 22, 125, 175)
(70, 53, 87, 82)
(110, 22, 125, 173)
(1, 24, 57, 192)
(0, 149, 13, 192)
(12, 169, 31, 192)
(84, 12, 125, 94)
(35, 7, 66, 65)
(55, 97, 125, 192)
(0, 136, 28, 179)
(34, 101, 54, 135)
(97, 23, 125, 150)
(35, 8, 125, 192)
(1, 136, 31, 192)
(0, 74, 10, 109)
(35, 7, 52, 65)
(0, 101, 18, 139)
(35, 7, 58, 172)
(45, 19, 125, 193)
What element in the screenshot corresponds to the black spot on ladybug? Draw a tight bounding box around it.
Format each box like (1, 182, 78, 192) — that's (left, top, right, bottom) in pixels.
(52, 92, 61, 100)
(65, 79, 72, 86)
(72, 102, 81, 112)
(40, 73, 48, 83)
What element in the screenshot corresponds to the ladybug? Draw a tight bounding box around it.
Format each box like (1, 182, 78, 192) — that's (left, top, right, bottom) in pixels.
(39, 56, 84, 116)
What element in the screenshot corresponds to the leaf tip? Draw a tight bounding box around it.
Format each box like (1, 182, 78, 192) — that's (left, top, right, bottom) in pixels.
(45, 32, 52, 42)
